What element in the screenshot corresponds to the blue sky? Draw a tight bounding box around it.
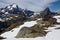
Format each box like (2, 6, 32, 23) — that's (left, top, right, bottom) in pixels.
(49, 0, 60, 12)
(0, 0, 60, 12)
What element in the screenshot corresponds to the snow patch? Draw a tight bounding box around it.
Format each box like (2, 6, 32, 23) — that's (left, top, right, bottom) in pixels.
(45, 29, 60, 40)
(9, 7, 13, 10)
(12, 4, 17, 8)
(3, 37, 45, 40)
(1, 21, 37, 38)
(45, 24, 60, 31)
(5, 12, 9, 14)
(23, 21, 37, 27)
(1, 9, 5, 13)
(7, 6, 11, 9)
(53, 16, 60, 23)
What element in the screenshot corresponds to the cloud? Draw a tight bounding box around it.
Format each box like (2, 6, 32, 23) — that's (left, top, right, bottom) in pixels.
(0, 0, 58, 11)
(55, 9, 60, 13)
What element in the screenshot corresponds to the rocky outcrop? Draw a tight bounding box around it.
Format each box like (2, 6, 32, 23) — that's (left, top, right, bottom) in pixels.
(15, 25, 47, 38)
(15, 19, 49, 38)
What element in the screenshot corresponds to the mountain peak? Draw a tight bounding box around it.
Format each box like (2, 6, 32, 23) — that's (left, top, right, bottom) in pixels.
(7, 3, 18, 9)
(12, 4, 17, 8)
(44, 7, 50, 12)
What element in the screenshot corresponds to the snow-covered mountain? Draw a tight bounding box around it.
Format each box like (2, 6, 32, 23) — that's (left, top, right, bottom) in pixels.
(0, 4, 34, 36)
(0, 4, 34, 22)
(5, 4, 22, 14)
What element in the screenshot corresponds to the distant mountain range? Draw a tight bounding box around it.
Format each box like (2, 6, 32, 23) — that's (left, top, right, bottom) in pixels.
(0, 4, 34, 22)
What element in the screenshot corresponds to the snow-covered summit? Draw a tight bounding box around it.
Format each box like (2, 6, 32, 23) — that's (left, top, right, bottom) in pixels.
(1, 9, 5, 13)
(12, 4, 17, 8)
(7, 4, 18, 10)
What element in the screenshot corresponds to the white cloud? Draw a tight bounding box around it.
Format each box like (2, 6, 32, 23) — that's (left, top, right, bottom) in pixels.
(0, 0, 58, 11)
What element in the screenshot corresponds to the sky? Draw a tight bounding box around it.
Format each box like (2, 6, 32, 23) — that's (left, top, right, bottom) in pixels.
(0, 0, 60, 12)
